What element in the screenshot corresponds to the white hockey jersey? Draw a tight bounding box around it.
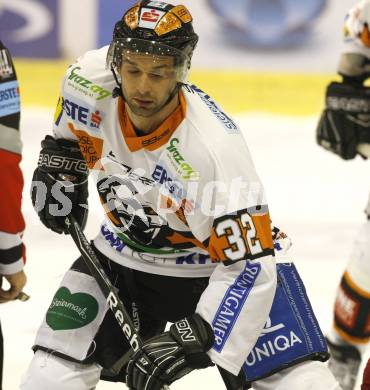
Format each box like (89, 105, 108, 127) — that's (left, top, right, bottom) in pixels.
(52, 46, 276, 374)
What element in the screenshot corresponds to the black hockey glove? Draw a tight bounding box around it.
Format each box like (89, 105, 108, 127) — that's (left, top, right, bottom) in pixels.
(316, 80, 370, 160)
(126, 314, 214, 390)
(31, 135, 89, 234)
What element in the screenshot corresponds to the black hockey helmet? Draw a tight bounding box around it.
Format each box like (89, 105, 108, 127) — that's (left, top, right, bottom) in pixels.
(106, 1, 199, 83)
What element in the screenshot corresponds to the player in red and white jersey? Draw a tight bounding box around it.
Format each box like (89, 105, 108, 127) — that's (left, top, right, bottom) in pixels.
(317, 1, 370, 389)
(0, 40, 27, 388)
(22, 2, 339, 389)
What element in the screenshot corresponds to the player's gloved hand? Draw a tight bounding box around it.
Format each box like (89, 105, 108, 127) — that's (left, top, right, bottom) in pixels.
(31, 135, 89, 234)
(0, 270, 27, 303)
(316, 80, 370, 160)
(126, 314, 214, 390)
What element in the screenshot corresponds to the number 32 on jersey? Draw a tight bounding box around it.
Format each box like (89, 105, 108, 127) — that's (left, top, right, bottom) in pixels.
(208, 208, 274, 265)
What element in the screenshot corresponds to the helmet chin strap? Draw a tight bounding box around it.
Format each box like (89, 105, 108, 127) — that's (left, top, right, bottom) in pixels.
(111, 66, 124, 98)
(110, 66, 181, 113)
(162, 82, 181, 107)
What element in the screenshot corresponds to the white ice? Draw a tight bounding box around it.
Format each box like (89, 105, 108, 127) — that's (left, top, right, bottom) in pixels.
(1, 108, 369, 389)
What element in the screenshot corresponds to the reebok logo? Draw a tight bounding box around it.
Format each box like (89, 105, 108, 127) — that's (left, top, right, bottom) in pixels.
(107, 292, 140, 352)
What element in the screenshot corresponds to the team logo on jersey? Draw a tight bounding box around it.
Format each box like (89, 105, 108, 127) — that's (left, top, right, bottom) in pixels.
(97, 175, 162, 236)
(46, 287, 99, 331)
(97, 171, 199, 253)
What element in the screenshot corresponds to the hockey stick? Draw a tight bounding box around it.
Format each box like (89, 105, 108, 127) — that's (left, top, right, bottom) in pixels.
(64, 215, 170, 390)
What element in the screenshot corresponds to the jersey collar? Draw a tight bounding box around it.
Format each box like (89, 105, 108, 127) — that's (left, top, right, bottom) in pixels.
(118, 91, 186, 152)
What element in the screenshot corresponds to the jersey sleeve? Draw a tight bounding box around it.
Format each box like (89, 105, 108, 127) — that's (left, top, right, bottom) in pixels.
(0, 41, 25, 275)
(185, 132, 277, 375)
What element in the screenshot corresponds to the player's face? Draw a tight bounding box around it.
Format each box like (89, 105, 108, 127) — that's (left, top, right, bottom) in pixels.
(120, 52, 178, 117)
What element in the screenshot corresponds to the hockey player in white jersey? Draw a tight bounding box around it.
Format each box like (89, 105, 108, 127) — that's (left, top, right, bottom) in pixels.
(22, 1, 339, 389)
(316, 1, 370, 389)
